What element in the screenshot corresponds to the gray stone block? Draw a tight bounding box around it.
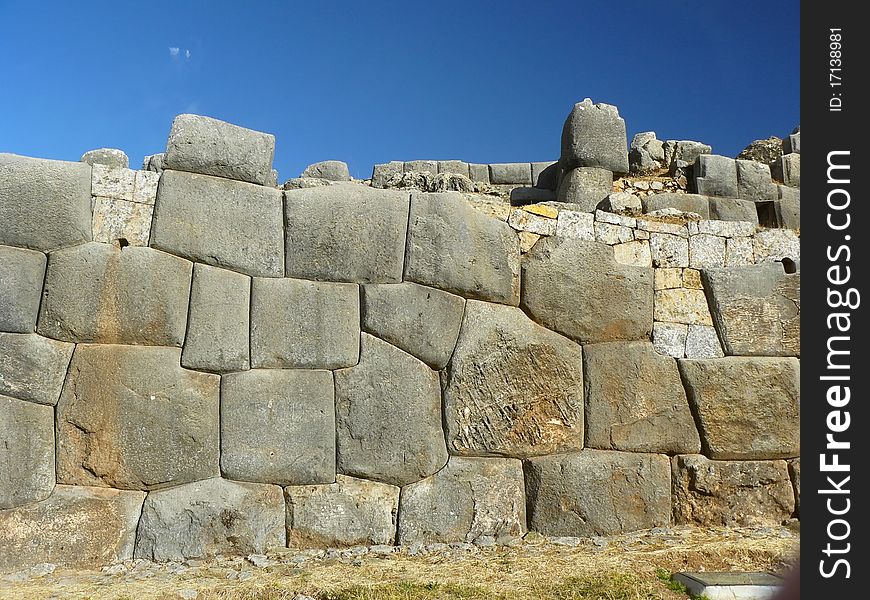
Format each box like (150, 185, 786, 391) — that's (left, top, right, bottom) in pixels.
(642, 193, 710, 218)
(0, 154, 92, 251)
(531, 161, 559, 190)
(708, 197, 759, 223)
(405, 192, 520, 305)
(285, 475, 399, 547)
(672, 455, 795, 526)
(663, 140, 711, 169)
(583, 341, 700, 454)
(467, 163, 490, 184)
(525, 450, 671, 536)
(629, 133, 666, 174)
(0, 245, 46, 333)
(489, 163, 532, 185)
(0, 332, 74, 406)
(135, 478, 285, 561)
(80, 148, 128, 169)
(163, 114, 275, 185)
(335, 333, 447, 487)
(142, 153, 165, 173)
(56, 344, 221, 490)
(371, 161, 403, 188)
(442, 300, 584, 457)
(181, 264, 251, 373)
(783, 129, 800, 154)
(521, 236, 653, 343)
(678, 357, 800, 459)
(151, 169, 284, 278)
(560, 99, 629, 173)
(0, 394, 55, 509)
(250, 277, 360, 369)
(777, 184, 800, 203)
(556, 167, 613, 212)
(301, 160, 350, 181)
(772, 153, 800, 188)
(788, 458, 800, 514)
(703, 263, 799, 356)
(38, 243, 192, 346)
(397, 457, 526, 544)
(776, 197, 800, 230)
(437, 160, 469, 177)
(693, 155, 738, 198)
(736, 159, 777, 201)
(0, 485, 145, 570)
(221, 369, 335, 486)
(404, 160, 437, 174)
(361, 282, 464, 369)
(284, 185, 410, 283)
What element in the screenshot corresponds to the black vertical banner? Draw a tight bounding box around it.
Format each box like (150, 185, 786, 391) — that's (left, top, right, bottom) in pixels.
(802, 1, 869, 597)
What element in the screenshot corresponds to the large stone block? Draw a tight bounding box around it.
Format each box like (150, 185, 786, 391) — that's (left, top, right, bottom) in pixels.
(672, 455, 794, 526)
(708, 197, 759, 223)
(285, 475, 399, 547)
(56, 344, 220, 490)
(371, 161, 403, 188)
(405, 192, 520, 305)
(335, 333, 447, 487)
(560, 99, 629, 173)
(783, 129, 800, 155)
(37, 243, 192, 346)
(663, 140, 712, 169)
(0, 395, 54, 509)
(442, 300, 584, 457)
(250, 277, 359, 369)
(775, 197, 800, 230)
(398, 457, 526, 544)
(0, 245, 46, 333)
(302, 160, 350, 181)
(583, 342, 700, 454)
(151, 169, 283, 277)
(642, 193, 709, 218)
(772, 153, 800, 188)
(489, 163, 532, 185)
(361, 282, 464, 369)
(555, 167, 613, 212)
(438, 160, 470, 177)
(135, 478, 285, 561)
(703, 264, 799, 356)
(678, 357, 800, 460)
(0, 485, 145, 570)
(525, 450, 671, 536)
(693, 155, 738, 198)
(532, 161, 559, 189)
(221, 369, 335, 485)
(163, 114, 275, 185)
(181, 264, 251, 373)
(81, 148, 129, 169)
(91, 196, 154, 246)
(0, 333, 73, 406)
(521, 236, 653, 343)
(736, 160, 777, 202)
(284, 185, 410, 283)
(0, 154, 92, 251)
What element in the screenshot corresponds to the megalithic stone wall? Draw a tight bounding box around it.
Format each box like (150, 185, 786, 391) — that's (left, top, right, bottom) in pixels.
(0, 107, 800, 571)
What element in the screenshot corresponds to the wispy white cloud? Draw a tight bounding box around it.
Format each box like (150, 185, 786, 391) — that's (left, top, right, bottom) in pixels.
(169, 47, 180, 57)
(169, 47, 191, 61)
(185, 49, 191, 59)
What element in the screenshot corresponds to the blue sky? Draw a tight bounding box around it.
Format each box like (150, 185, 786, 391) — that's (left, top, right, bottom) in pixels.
(0, 1, 799, 181)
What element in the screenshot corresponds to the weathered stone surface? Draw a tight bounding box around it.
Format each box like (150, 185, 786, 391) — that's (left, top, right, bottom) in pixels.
(38, 243, 192, 346)
(652, 322, 687, 358)
(442, 300, 584, 457)
(522, 237, 653, 343)
(783, 128, 800, 154)
(532, 161, 559, 189)
(163, 114, 275, 185)
(642, 193, 710, 218)
(683, 268, 703, 289)
(612, 240, 651, 267)
(398, 457, 526, 544)
(285, 475, 399, 547)
(0, 245, 46, 333)
(684, 325, 724, 359)
(649, 233, 689, 268)
(250, 277, 359, 369)
(638, 219, 688, 237)
(92, 196, 153, 246)
(335, 334, 447, 486)
(678, 357, 800, 459)
(688, 233, 726, 269)
(0, 154, 92, 251)
(736, 160, 777, 201)
(0, 485, 145, 570)
(663, 140, 712, 170)
(594, 221, 634, 245)
(468, 163, 490, 184)
(151, 169, 284, 277)
(599, 191, 641, 213)
(556, 167, 613, 212)
(753, 228, 800, 263)
(0, 333, 73, 406)
(693, 155, 738, 198)
(555, 209, 595, 240)
(301, 160, 350, 181)
(725, 236, 755, 266)
(132, 170, 160, 205)
(584, 342, 700, 454)
(629, 133, 666, 174)
(772, 153, 800, 187)
(405, 160, 437, 174)
(672, 455, 794, 526)
(695, 219, 755, 238)
(654, 288, 712, 325)
(181, 264, 251, 373)
(788, 458, 800, 514)
(56, 344, 220, 490)
(361, 282, 464, 369)
(737, 136, 783, 166)
(135, 478, 285, 561)
(654, 268, 683, 290)
(0, 394, 54, 509)
(702, 264, 799, 356)
(405, 192, 520, 305)
(142, 153, 165, 173)
(371, 161, 403, 188)
(561, 99, 629, 173)
(525, 450, 671, 536)
(708, 197, 759, 223)
(221, 369, 335, 485)
(518, 232, 540, 253)
(775, 197, 800, 230)
(437, 160, 469, 177)
(777, 185, 800, 204)
(91, 164, 136, 201)
(489, 163, 531, 185)
(508, 208, 556, 236)
(81, 148, 128, 169)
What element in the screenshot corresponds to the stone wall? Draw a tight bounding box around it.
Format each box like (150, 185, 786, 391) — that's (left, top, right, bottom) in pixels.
(0, 105, 800, 571)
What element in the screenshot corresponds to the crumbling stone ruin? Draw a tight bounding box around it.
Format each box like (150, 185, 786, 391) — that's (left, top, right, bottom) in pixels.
(0, 100, 800, 571)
